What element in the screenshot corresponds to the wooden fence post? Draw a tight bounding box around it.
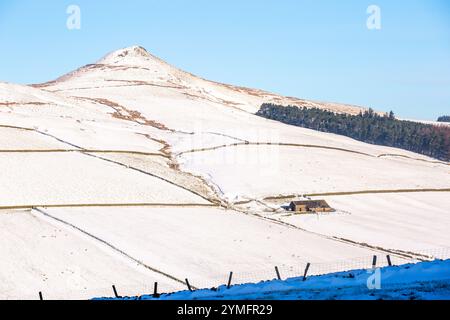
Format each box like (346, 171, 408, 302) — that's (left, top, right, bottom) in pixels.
(185, 278, 193, 292)
(112, 285, 119, 298)
(386, 255, 392, 266)
(153, 282, 159, 298)
(227, 272, 233, 289)
(275, 266, 281, 280)
(303, 263, 311, 281)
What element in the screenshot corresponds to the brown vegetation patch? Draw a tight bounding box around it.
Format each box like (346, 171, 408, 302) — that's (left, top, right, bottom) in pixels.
(136, 133, 180, 171)
(0, 101, 48, 107)
(82, 97, 171, 131)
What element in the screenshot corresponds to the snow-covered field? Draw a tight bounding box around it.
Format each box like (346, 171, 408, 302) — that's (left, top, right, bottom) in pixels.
(179, 145, 449, 201)
(0, 126, 68, 149)
(39, 206, 383, 289)
(0, 46, 449, 299)
(0, 152, 208, 206)
(0, 209, 182, 300)
(275, 192, 450, 253)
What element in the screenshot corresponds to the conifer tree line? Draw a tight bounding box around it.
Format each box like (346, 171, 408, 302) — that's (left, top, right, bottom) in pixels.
(437, 115, 450, 123)
(256, 103, 450, 161)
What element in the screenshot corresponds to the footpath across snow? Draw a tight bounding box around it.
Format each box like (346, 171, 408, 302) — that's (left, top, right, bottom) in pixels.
(96, 259, 450, 300)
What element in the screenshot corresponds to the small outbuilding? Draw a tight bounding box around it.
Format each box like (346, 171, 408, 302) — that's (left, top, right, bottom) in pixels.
(289, 200, 334, 213)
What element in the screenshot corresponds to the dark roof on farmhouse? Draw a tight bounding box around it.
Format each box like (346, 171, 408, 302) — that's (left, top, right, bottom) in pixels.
(290, 200, 331, 208)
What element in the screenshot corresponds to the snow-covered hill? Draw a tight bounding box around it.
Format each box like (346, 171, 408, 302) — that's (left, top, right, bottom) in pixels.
(0, 45, 449, 299)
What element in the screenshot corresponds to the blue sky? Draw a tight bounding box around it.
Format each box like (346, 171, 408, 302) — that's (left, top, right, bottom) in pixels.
(0, 0, 449, 120)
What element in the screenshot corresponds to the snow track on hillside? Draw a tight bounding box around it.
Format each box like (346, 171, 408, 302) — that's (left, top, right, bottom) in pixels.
(32, 208, 189, 287)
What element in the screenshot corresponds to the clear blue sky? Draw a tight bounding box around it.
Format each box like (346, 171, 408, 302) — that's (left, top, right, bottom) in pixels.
(0, 0, 449, 120)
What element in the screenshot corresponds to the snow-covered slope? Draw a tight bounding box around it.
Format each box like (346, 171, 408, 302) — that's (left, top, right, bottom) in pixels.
(22, 46, 448, 201)
(40, 206, 384, 289)
(0, 45, 449, 300)
(271, 192, 450, 253)
(0, 209, 182, 300)
(107, 259, 450, 300)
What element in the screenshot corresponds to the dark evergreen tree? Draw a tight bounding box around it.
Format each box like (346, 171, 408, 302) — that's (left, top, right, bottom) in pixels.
(437, 115, 450, 123)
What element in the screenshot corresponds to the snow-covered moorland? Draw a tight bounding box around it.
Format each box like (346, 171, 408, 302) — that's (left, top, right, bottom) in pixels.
(0, 46, 449, 299)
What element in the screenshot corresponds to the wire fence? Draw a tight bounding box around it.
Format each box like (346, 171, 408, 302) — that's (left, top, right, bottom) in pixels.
(185, 255, 404, 290)
(12, 246, 450, 300)
(184, 247, 450, 291)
